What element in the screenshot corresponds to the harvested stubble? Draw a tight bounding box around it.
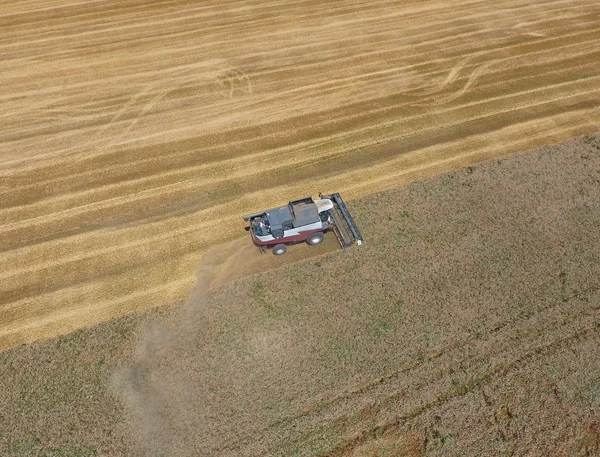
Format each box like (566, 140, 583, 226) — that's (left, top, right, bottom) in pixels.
(1, 134, 599, 456)
(3, 0, 600, 349)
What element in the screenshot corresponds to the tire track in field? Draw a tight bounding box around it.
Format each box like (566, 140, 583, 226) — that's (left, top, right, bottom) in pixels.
(4, 33, 599, 222)
(2, 0, 600, 349)
(2, 94, 596, 284)
(292, 283, 600, 455)
(2, 97, 599, 345)
(409, 60, 496, 107)
(0, 2, 592, 171)
(220, 282, 599, 455)
(328, 324, 600, 457)
(0, 1, 588, 135)
(5, 18, 599, 198)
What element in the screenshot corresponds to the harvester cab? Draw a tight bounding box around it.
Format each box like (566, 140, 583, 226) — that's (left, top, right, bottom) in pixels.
(243, 193, 363, 255)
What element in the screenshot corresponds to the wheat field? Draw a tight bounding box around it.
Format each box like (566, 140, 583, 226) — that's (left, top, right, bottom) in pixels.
(1, 0, 600, 349)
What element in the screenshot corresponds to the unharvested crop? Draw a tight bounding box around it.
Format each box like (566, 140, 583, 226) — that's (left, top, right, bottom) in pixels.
(1, 135, 599, 456)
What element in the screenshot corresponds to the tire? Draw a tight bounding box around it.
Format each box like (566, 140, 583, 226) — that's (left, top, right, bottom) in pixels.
(272, 244, 286, 255)
(306, 232, 324, 246)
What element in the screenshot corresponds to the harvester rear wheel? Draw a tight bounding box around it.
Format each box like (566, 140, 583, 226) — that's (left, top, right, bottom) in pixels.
(272, 244, 286, 255)
(306, 232, 324, 245)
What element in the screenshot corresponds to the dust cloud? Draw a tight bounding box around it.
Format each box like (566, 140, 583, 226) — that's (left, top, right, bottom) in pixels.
(110, 235, 336, 455)
(110, 242, 235, 456)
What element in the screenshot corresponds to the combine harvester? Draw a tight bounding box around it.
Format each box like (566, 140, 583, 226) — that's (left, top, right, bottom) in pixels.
(243, 193, 363, 255)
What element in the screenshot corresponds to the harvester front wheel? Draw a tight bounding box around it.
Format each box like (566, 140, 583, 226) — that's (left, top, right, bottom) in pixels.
(272, 244, 286, 255)
(306, 232, 324, 246)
